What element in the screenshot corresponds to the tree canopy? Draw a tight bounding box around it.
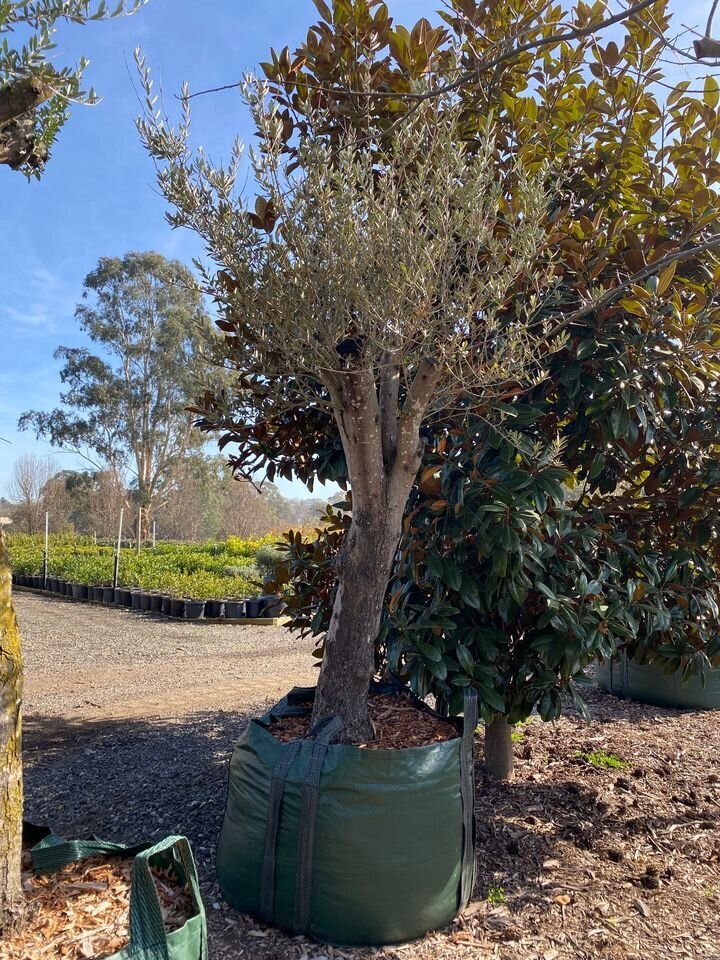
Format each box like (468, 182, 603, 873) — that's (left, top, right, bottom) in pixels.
(19, 252, 214, 520)
(222, 0, 720, 742)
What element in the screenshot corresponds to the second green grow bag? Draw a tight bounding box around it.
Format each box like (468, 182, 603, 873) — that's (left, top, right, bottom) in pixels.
(597, 651, 720, 710)
(28, 828, 208, 960)
(216, 683, 477, 946)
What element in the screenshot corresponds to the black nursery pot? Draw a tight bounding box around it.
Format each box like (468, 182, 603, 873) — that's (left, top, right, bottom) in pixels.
(72, 583, 89, 600)
(170, 598, 184, 618)
(150, 593, 164, 613)
(47, 577, 58, 593)
(244, 598, 262, 619)
(91, 585, 104, 603)
(32, 575, 43, 589)
(140, 592, 153, 612)
(161, 596, 172, 616)
(259, 594, 286, 618)
(131, 591, 143, 611)
(183, 600, 205, 620)
(102, 586, 115, 604)
(204, 600, 224, 619)
(224, 600, 245, 619)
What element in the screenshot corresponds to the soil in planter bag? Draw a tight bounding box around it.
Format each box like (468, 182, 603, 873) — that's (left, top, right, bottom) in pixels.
(216, 683, 477, 946)
(27, 826, 208, 960)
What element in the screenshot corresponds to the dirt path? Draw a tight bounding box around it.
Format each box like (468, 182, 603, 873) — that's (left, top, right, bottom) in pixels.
(17, 592, 720, 960)
(17, 591, 317, 723)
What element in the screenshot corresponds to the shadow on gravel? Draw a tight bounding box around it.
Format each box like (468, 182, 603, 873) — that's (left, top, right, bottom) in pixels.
(22, 692, 718, 959)
(23, 709, 256, 878)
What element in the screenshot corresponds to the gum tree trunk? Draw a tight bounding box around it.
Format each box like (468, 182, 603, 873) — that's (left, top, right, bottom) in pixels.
(484, 716, 514, 780)
(0, 530, 23, 931)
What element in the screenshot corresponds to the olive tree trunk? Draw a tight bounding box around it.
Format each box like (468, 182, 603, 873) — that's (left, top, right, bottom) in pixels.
(311, 361, 438, 741)
(484, 717, 514, 780)
(312, 508, 405, 741)
(0, 530, 23, 931)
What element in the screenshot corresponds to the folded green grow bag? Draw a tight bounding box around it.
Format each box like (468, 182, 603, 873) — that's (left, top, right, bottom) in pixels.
(216, 684, 477, 946)
(597, 652, 720, 710)
(29, 829, 208, 960)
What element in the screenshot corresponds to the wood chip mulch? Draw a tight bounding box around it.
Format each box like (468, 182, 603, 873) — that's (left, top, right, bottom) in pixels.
(1, 852, 196, 960)
(269, 694, 459, 748)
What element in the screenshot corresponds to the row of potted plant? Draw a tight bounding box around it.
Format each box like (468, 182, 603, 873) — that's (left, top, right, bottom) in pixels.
(12, 573, 285, 620)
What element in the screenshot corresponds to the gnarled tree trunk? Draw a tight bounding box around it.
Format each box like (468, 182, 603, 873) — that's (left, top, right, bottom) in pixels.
(312, 508, 405, 741)
(311, 360, 438, 741)
(484, 716, 514, 780)
(0, 531, 23, 931)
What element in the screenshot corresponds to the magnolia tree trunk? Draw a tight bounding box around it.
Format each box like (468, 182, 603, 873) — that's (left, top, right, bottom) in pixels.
(484, 717, 514, 780)
(0, 531, 23, 931)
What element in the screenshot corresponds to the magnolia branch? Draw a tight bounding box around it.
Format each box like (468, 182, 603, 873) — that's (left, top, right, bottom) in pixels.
(179, 0, 670, 106)
(543, 236, 720, 340)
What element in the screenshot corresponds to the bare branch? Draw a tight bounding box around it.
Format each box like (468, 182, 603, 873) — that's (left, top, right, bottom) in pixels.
(179, 0, 664, 106)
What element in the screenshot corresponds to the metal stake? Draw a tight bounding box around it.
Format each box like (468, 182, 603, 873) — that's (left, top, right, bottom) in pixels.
(113, 507, 124, 589)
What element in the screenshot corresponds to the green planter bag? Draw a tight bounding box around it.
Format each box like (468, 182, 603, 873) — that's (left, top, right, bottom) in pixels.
(216, 683, 477, 946)
(29, 830, 208, 960)
(597, 651, 720, 710)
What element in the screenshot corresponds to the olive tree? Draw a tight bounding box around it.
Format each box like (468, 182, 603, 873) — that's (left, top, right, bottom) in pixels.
(138, 72, 558, 739)
(0, 1, 147, 176)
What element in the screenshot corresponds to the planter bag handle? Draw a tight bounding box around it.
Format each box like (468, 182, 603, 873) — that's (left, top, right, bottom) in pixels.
(259, 738, 304, 922)
(459, 687, 478, 909)
(127, 835, 208, 960)
(30, 832, 207, 960)
(294, 714, 345, 934)
(259, 712, 344, 930)
(31, 832, 150, 874)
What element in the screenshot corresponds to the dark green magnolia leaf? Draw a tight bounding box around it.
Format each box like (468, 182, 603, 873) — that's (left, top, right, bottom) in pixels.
(456, 643, 475, 675)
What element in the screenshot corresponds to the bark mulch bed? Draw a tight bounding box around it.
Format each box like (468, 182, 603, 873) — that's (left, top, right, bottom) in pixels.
(270, 694, 459, 748)
(1, 851, 195, 960)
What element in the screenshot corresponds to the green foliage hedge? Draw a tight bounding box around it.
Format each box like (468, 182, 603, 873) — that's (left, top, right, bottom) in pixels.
(6, 534, 278, 600)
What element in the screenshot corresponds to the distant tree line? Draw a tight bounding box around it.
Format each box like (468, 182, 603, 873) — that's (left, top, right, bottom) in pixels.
(3, 451, 330, 542)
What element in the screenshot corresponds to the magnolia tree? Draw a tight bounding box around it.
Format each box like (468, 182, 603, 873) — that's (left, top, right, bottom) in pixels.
(137, 73, 561, 738)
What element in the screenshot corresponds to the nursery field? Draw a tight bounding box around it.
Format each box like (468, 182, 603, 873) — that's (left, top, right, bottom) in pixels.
(18, 593, 720, 960)
(6, 532, 281, 601)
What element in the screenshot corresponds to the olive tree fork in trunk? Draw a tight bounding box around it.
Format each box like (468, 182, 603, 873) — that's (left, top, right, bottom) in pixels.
(137, 69, 556, 740)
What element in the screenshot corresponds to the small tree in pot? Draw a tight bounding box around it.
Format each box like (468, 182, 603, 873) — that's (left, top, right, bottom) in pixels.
(138, 79, 556, 739)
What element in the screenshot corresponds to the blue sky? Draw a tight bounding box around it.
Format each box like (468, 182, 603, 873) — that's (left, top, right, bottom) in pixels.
(0, 0, 710, 499)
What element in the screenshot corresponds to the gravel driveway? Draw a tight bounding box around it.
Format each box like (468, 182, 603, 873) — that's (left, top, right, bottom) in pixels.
(17, 591, 720, 960)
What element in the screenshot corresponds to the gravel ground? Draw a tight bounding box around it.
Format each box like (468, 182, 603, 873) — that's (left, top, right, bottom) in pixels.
(17, 592, 720, 960)
(18, 590, 317, 720)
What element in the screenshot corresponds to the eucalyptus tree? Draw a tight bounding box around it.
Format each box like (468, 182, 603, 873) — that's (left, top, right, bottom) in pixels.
(20, 252, 213, 530)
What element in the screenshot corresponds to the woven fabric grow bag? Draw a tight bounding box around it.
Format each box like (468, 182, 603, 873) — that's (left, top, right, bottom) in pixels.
(597, 651, 720, 710)
(28, 827, 208, 960)
(216, 684, 477, 946)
